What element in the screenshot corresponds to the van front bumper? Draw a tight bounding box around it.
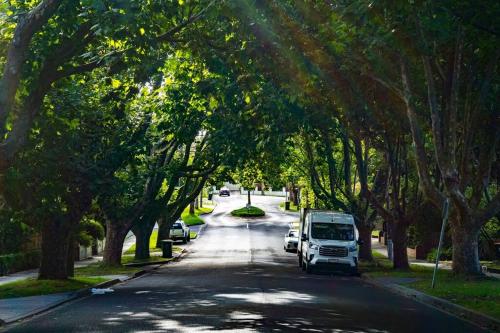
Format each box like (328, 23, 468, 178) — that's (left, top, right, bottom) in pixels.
(309, 254, 357, 268)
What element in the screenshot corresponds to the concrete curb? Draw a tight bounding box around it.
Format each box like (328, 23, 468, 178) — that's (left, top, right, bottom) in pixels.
(1, 250, 189, 328)
(362, 276, 500, 332)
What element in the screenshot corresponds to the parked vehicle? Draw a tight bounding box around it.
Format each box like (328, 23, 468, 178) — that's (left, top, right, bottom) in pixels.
(298, 209, 360, 275)
(219, 188, 230, 196)
(284, 229, 299, 252)
(169, 220, 190, 243)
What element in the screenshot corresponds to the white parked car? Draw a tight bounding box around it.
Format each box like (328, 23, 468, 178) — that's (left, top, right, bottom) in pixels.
(169, 220, 190, 244)
(284, 229, 299, 252)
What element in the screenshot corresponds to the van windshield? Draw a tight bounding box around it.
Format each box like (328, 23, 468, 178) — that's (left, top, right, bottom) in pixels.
(171, 223, 182, 229)
(311, 223, 354, 241)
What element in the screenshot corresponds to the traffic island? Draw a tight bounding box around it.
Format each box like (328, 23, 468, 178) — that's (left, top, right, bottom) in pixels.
(231, 206, 265, 217)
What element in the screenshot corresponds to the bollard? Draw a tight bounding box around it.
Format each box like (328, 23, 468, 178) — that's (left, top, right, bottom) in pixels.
(161, 240, 174, 258)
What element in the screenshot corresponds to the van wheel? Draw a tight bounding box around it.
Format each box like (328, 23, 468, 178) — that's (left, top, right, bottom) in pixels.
(182, 236, 187, 244)
(305, 261, 313, 274)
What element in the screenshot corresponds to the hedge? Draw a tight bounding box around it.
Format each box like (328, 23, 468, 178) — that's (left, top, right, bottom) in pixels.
(0, 250, 41, 276)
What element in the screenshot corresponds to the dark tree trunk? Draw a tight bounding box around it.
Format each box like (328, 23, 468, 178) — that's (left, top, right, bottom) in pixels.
(133, 222, 154, 260)
(189, 201, 195, 214)
(391, 221, 409, 269)
(451, 216, 481, 275)
(199, 192, 203, 208)
(247, 190, 251, 206)
(358, 224, 373, 261)
(103, 221, 128, 266)
(292, 188, 299, 206)
(66, 236, 76, 278)
(156, 217, 169, 248)
(38, 220, 72, 280)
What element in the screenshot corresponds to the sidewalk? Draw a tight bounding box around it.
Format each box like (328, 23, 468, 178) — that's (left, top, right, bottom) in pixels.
(0, 250, 185, 325)
(0, 222, 199, 325)
(371, 239, 500, 279)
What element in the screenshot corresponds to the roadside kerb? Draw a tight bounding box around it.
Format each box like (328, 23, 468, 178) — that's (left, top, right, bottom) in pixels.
(0, 249, 188, 327)
(362, 276, 500, 332)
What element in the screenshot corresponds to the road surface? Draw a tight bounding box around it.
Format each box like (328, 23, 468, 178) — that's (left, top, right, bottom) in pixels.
(5, 193, 487, 332)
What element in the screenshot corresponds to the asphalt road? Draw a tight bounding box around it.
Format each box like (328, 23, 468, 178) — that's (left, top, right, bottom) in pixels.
(5, 193, 488, 332)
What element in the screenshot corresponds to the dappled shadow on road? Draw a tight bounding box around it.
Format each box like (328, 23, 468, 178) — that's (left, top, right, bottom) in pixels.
(91, 281, 389, 333)
(6, 261, 483, 333)
(27, 264, 394, 333)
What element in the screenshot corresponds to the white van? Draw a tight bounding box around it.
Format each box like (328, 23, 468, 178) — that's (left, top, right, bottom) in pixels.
(298, 209, 360, 274)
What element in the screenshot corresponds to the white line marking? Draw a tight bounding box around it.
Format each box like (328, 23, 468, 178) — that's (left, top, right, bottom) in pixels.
(246, 223, 249, 229)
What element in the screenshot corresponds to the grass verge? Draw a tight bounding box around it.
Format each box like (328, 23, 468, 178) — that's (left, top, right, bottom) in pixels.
(121, 254, 174, 265)
(0, 277, 107, 299)
(181, 205, 215, 226)
(75, 263, 141, 276)
(231, 206, 265, 217)
(279, 202, 299, 212)
(190, 231, 198, 239)
(123, 230, 160, 255)
(361, 251, 500, 320)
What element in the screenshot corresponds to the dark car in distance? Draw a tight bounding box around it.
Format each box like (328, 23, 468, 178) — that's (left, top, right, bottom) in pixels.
(219, 188, 230, 196)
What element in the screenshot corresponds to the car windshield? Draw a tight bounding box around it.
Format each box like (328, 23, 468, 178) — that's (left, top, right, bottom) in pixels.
(171, 223, 182, 229)
(289, 231, 298, 237)
(311, 223, 354, 241)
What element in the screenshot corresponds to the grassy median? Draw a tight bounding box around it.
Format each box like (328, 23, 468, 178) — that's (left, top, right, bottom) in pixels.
(231, 206, 265, 217)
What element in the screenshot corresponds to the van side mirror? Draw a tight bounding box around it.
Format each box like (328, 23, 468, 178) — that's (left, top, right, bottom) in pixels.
(357, 239, 364, 245)
(301, 234, 308, 241)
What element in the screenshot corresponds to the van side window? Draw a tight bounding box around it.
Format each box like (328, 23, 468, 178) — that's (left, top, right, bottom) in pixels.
(304, 215, 309, 236)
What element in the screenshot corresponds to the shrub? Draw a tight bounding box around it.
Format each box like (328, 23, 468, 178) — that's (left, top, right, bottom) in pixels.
(0, 211, 33, 255)
(426, 247, 453, 263)
(0, 250, 41, 276)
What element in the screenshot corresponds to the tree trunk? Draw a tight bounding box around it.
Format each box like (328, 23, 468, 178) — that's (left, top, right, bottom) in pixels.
(189, 201, 195, 214)
(391, 221, 409, 269)
(156, 217, 170, 248)
(247, 190, 251, 206)
(102, 221, 128, 266)
(199, 191, 203, 208)
(66, 236, 76, 278)
(451, 218, 481, 275)
(38, 220, 72, 280)
(292, 187, 299, 207)
(133, 222, 154, 260)
(358, 224, 373, 261)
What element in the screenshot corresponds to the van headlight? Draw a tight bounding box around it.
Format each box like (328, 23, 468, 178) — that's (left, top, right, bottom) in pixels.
(309, 243, 319, 250)
(348, 245, 357, 253)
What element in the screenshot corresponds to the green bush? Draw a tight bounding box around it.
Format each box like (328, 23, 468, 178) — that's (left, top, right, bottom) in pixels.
(0, 211, 32, 255)
(231, 206, 265, 217)
(426, 247, 453, 263)
(0, 250, 41, 276)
